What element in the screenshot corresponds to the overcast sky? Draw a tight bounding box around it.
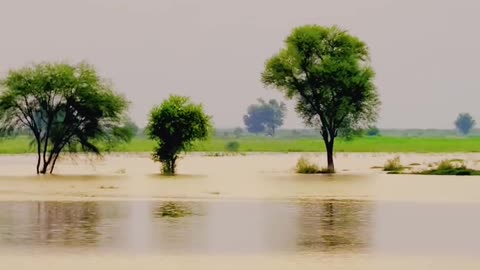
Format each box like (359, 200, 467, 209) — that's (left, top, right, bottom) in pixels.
(1, 0, 479, 129)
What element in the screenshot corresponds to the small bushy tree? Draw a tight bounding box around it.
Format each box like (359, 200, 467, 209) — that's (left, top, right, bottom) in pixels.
(0, 62, 130, 174)
(455, 113, 475, 136)
(225, 141, 240, 152)
(147, 95, 211, 175)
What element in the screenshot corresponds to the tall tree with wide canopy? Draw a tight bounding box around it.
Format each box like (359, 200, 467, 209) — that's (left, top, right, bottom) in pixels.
(262, 25, 380, 173)
(0, 62, 130, 174)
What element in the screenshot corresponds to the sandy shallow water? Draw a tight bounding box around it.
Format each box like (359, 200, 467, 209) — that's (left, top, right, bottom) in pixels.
(0, 153, 480, 203)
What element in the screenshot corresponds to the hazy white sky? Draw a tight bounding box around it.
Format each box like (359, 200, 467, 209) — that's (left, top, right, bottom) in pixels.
(1, 0, 479, 129)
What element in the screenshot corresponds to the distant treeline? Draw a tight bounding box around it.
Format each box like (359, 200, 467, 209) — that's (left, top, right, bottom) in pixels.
(213, 128, 480, 138)
(10, 127, 479, 139)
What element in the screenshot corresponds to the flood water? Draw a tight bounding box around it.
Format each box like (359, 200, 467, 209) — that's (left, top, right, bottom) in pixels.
(2, 154, 480, 269)
(1, 200, 480, 257)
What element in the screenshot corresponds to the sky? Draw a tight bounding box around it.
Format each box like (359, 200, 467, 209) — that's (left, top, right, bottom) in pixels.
(0, 0, 479, 129)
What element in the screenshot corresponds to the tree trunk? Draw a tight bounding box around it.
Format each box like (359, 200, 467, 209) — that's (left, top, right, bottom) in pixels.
(40, 161, 49, 174)
(39, 151, 56, 174)
(36, 138, 41, 174)
(49, 153, 60, 174)
(162, 157, 176, 175)
(325, 139, 335, 173)
(170, 157, 177, 175)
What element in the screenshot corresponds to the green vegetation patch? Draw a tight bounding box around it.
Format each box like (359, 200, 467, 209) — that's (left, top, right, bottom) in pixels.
(224, 141, 240, 152)
(295, 157, 331, 174)
(416, 160, 480, 176)
(5, 136, 480, 154)
(383, 156, 404, 172)
(155, 202, 192, 218)
(418, 168, 480, 176)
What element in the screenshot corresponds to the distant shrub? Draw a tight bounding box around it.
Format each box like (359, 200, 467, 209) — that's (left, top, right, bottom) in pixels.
(365, 126, 380, 136)
(383, 156, 404, 172)
(225, 141, 240, 152)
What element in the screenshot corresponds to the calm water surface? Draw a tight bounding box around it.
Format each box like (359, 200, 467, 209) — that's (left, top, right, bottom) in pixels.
(0, 200, 479, 257)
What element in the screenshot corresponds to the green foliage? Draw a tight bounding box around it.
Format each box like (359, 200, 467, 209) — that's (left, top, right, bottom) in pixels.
(437, 159, 462, 170)
(147, 95, 211, 175)
(0, 62, 129, 174)
(455, 113, 475, 136)
(295, 156, 331, 174)
(418, 160, 480, 176)
(103, 117, 138, 151)
(295, 156, 320, 174)
(123, 118, 139, 137)
(383, 156, 404, 171)
(225, 141, 240, 152)
(243, 98, 287, 136)
(262, 25, 380, 173)
(155, 202, 192, 218)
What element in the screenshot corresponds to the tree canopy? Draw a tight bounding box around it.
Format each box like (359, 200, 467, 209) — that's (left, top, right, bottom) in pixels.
(0, 62, 130, 174)
(262, 25, 380, 173)
(455, 113, 475, 136)
(147, 95, 211, 175)
(243, 98, 287, 136)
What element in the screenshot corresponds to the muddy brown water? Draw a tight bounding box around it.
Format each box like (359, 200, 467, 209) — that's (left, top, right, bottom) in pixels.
(1, 200, 480, 257)
(1, 153, 480, 269)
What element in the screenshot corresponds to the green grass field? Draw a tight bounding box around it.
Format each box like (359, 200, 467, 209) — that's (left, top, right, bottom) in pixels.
(2, 136, 480, 154)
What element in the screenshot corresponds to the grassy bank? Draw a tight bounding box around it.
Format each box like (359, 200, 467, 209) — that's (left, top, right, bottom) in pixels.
(2, 136, 480, 154)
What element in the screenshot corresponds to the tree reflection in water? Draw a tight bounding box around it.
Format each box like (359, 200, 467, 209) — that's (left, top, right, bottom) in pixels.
(0, 200, 373, 253)
(37, 201, 100, 245)
(296, 200, 374, 253)
(0, 201, 100, 246)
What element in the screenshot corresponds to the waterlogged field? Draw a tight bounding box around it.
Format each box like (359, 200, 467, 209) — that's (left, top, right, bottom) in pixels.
(3, 136, 480, 154)
(1, 153, 480, 269)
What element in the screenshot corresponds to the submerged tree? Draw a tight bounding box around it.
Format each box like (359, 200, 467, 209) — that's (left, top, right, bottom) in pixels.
(455, 113, 475, 136)
(243, 98, 287, 136)
(0, 62, 130, 174)
(262, 25, 380, 173)
(147, 95, 211, 175)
